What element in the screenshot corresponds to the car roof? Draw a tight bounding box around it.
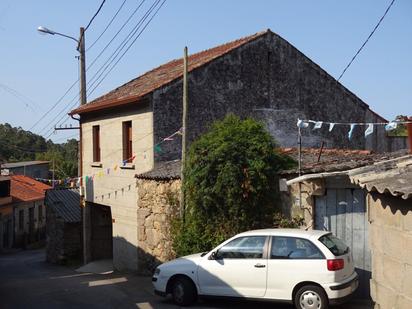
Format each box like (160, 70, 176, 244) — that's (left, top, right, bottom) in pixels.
(236, 228, 330, 240)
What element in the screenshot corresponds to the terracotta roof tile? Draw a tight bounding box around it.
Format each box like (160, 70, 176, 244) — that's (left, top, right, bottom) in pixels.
(10, 175, 51, 203)
(70, 30, 269, 115)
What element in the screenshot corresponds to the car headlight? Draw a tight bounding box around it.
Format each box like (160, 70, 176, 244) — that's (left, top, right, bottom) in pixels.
(154, 268, 161, 276)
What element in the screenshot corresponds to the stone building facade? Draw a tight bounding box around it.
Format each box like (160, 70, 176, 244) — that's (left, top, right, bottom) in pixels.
(70, 29, 407, 272)
(45, 188, 82, 264)
(136, 176, 181, 274)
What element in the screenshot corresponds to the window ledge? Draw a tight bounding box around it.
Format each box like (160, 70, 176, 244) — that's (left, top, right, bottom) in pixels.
(120, 163, 135, 170)
(91, 162, 103, 168)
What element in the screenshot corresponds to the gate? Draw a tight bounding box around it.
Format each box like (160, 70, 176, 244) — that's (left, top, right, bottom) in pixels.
(315, 188, 371, 298)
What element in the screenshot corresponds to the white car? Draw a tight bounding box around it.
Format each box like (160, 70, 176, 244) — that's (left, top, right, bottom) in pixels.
(152, 229, 358, 309)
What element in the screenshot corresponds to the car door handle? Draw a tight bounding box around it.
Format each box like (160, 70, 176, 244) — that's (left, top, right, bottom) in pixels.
(254, 263, 266, 268)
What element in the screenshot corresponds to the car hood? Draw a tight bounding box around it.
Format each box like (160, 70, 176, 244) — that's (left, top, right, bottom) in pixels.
(159, 252, 204, 269)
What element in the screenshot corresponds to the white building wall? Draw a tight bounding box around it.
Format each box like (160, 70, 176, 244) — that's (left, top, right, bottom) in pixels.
(81, 104, 154, 271)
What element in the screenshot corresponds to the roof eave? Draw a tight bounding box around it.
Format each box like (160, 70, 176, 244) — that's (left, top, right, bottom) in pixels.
(69, 94, 144, 115)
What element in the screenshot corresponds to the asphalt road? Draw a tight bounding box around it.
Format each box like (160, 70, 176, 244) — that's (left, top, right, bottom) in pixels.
(0, 249, 372, 309)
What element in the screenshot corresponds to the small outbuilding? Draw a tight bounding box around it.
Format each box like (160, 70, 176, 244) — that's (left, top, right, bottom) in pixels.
(45, 188, 82, 264)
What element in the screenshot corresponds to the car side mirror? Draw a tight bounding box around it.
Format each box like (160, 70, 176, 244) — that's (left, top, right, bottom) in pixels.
(209, 251, 217, 260)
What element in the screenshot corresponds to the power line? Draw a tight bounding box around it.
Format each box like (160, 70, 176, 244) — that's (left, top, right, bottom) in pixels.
(37, 0, 148, 137)
(89, 0, 166, 96)
(337, 0, 396, 81)
(85, 0, 106, 32)
(87, 0, 128, 51)
(40, 0, 166, 138)
(87, 0, 161, 94)
(0, 83, 39, 112)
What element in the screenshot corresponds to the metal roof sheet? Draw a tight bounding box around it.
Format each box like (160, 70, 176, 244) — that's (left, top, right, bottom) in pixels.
(45, 188, 81, 223)
(349, 155, 412, 200)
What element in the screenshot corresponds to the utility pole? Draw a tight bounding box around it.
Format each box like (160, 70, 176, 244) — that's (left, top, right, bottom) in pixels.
(180, 47, 188, 219)
(77, 27, 90, 265)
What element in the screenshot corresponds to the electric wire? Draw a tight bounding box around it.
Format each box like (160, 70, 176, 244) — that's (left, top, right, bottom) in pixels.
(337, 0, 396, 81)
(37, 0, 148, 137)
(84, 0, 106, 31)
(87, 0, 128, 51)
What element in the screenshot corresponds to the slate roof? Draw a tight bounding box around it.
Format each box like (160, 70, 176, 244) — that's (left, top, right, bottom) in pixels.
(70, 30, 268, 115)
(135, 160, 181, 180)
(45, 188, 81, 223)
(10, 175, 51, 202)
(348, 155, 412, 200)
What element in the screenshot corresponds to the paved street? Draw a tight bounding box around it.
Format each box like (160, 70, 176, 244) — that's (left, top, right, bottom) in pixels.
(0, 249, 372, 309)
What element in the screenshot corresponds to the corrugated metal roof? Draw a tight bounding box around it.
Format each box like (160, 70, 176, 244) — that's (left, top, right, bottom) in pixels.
(45, 188, 81, 223)
(2, 161, 50, 168)
(349, 155, 412, 200)
(135, 160, 181, 180)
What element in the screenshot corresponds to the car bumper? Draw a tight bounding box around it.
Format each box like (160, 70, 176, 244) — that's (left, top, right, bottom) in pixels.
(323, 272, 359, 300)
(152, 275, 168, 296)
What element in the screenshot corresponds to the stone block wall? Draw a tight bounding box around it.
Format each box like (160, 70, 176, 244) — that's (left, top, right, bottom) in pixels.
(368, 192, 412, 309)
(46, 206, 82, 264)
(136, 178, 181, 274)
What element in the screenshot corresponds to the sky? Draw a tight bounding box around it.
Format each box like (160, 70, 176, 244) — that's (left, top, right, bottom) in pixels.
(0, 0, 410, 143)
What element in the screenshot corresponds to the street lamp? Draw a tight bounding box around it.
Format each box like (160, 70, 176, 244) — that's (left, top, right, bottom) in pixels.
(37, 25, 87, 105)
(37, 25, 89, 264)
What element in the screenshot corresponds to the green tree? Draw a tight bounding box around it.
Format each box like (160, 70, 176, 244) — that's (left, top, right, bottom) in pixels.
(173, 114, 295, 256)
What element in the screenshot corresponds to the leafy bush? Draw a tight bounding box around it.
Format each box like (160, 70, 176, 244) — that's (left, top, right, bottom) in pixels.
(172, 115, 296, 256)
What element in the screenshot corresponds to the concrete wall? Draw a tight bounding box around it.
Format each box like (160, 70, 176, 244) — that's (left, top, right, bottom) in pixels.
(152, 31, 404, 162)
(136, 178, 181, 274)
(368, 192, 412, 309)
(81, 103, 154, 271)
(13, 200, 46, 247)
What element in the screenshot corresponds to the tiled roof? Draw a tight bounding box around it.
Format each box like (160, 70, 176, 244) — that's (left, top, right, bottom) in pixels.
(2, 161, 49, 169)
(70, 30, 269, 115)
(280, 148, 409, 175)
(135, 160, 181, 180)
(10, 175, 51, 202)
(349, 155, 412, 200)
(45, 188, 81, 223)
(136, 149, 409, 180)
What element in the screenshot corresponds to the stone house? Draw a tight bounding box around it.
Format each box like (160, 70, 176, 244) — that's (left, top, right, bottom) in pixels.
(45, 188, 82, 264)
(0, 175, 50, 250)
(0, 175, 13, 251)
(69, 29, 406, 272)
(349, 155, 412, 309)
(281, 148, 412, 305)
(11, 175, 51, 247)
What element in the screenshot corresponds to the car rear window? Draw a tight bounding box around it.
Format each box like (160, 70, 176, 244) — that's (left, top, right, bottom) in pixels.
(318, 234, 349, 256)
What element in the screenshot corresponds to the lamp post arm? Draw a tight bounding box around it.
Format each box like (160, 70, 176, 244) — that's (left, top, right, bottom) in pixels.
(53, 31, 79, 44)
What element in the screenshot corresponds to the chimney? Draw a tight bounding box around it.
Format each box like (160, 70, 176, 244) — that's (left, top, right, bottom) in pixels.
(408, 117, 412, 154)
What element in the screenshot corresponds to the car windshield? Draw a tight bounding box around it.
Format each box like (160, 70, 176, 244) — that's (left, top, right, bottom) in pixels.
(318, 234, 349, 256)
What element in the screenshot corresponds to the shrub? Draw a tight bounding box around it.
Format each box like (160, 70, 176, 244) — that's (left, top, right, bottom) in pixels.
(172, 114, 296, 256)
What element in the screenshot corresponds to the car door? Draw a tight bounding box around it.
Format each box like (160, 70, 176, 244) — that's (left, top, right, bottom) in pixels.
(197, 235, 268, 297)
(265, 236, 326, 300)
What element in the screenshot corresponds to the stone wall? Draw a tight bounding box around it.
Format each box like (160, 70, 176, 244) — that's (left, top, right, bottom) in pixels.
(46, 206, 82, 264)
(136, 178, 181, 274)
(368, 192, 412, 309)
(152, 31, 405, 162)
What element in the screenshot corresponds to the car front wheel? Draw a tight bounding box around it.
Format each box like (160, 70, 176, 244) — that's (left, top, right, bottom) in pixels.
(171, 276, 197, 306)
(294, 285, 328, 309)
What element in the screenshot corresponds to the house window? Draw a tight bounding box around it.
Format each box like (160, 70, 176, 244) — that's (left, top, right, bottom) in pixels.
(122, 121, 132, 162)
(19, 210, 24, 231)
(92, 125, 101, 162)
